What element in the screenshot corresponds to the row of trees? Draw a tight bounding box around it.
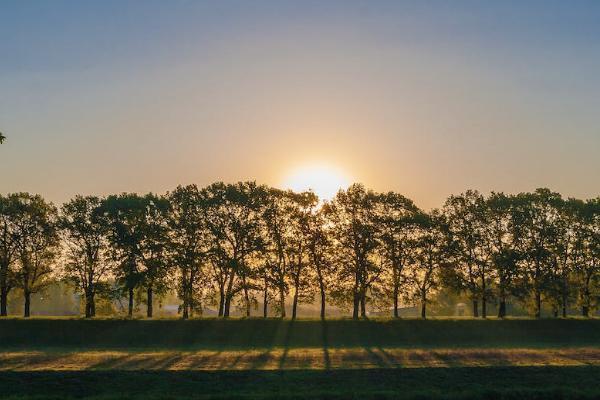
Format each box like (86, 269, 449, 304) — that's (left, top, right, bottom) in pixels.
(0, 184, 598, 319)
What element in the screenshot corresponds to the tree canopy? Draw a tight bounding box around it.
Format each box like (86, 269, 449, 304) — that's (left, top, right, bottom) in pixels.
(0, 184, 598, 320)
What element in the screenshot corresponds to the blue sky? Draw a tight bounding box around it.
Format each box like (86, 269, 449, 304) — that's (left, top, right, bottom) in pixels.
(1, 1, 599, 208)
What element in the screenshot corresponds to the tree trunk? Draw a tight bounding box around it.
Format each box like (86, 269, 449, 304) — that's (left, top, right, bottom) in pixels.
(263, 289, 268, 318)
(218, 288, 225, 317)
(147, 287, 153, 318)
(498, 299, 506, 318)
(562, 278, 568, 318)
(481, 274, 487, 318)
(85, 290, 93, 318)
(360, 292, 366, 318)
(352, 291, 359, 320)
(497, 279, 507, 318)
(320, 285, 326, 320)
(223, 270, 235, 317)
(481, 297, 487, 319)
(534, 290, 541, 319)
(420, 290, 427, 319)
(279, 287, 286, 318)
(243, 285, 250, 318)
(24, 291, 31, 318)
(582, 286, 591, 318)
(1, 286, 9, 316)
(128, 287, 134, 318)
(292, 285, 299, 320)
(472, 300, 479, 318)
(195, 298, 203, 317)
(224, 295, 231, 317)
(393, 283, 399, 318)
(182, 300, 189, 319)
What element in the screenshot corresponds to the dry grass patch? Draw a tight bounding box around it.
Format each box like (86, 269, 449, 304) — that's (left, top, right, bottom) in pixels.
(2, 347, 600, 371)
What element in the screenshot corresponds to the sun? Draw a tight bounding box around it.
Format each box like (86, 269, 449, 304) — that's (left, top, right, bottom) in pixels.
(282, 164, 351, 201)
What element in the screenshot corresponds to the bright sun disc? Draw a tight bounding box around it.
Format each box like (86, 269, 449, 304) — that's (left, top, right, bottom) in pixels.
(282, 164, 350, 201)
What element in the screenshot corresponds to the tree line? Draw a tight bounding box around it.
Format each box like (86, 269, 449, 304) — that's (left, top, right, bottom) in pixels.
(0, 183, 598, 319)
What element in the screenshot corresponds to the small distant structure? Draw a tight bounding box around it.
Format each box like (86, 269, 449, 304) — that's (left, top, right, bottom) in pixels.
(455, 303, 467, 317)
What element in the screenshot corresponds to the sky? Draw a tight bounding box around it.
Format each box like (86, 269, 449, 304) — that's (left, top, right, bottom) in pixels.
(1, 0, 599, 209)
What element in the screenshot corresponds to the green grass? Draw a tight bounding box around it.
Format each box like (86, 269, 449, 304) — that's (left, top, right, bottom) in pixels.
(2, 318, 600, 399)
(1, 367, 600, 399)
(2, 318, 600, 350)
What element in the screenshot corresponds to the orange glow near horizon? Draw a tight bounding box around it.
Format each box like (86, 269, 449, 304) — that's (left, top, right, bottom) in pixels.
(281, 163, 351, 201)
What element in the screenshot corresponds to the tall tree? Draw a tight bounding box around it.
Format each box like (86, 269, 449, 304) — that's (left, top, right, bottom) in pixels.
(0, 194, 22, 316)
(374, 192, 420, 318)
(287, 191, 318, 320)
(139, 194, 172, 318)
(307, 207, 332, 320)
(443, 190, 492, 317)
(263, 189, 317, 319)
(262, 188, 294, 317)
(407, 211, 448, 319)
(512, 189, 562, 318)
(0, 132, 5, 144)
(60, 196, 111, 318)
(13, 194, 59, 317)
(546, 198, 581, 317)
(325, 184, 381, 319)
(203, 182, 266, 317)
(101, 193, 148, 317)
(168, 185, 208, 319)
(572, 198, 600, 316)
(485, 192, 521, 318)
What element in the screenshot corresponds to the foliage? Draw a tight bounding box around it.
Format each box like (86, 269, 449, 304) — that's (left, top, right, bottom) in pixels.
(0, 184, 598, 319)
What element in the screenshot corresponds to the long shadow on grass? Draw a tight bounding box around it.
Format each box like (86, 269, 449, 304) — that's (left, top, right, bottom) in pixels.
(362, 347, 392, 368)
(278, 319, 294, 369)
(246, 318, 285, 370)
(321, 320, 331, 370)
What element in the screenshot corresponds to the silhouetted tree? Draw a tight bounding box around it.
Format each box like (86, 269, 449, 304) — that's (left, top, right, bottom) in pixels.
(545, 198, 581, 317)
(101, 193, 148, 317)
(262, 188, 294, 317)
(308, 206, 333, 320)
(139, 194, 172, 318)
(0, 194, 22, 316)
(443, 190, 492, 317)
(13, 194, 59, 317)
(60, 195, 111, 318)
(572, 198, 600, 316)
(325, 184, 381, 319)
(407, 211, 448, 319)
(375, 192, 420, 318)
(287, 191, 318, 320)
(485, 192, 521, 318)
(168, 185, 209, 319)
(512, 189, 562, 318)
(203, 182, 266, 317)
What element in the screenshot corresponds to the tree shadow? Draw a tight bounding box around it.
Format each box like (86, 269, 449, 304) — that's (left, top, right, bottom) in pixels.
(376, 347, 401, 368)
(321, 320, 331, 370)
(248, 348, 275, 370)
(362, 347, 392, 368)
(278, 320, 294, 370)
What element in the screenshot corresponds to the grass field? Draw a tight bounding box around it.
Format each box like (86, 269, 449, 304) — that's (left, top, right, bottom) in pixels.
(1, 318, 600, 399)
